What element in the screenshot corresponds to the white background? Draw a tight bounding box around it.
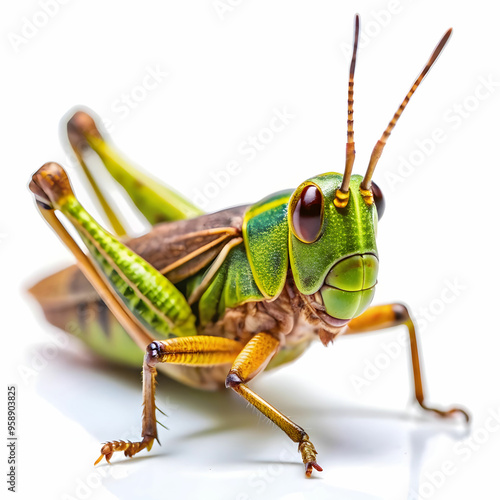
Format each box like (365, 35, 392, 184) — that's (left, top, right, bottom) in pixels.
(2, 1, 499, 499)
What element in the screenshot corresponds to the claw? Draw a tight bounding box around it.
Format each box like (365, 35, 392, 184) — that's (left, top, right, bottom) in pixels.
(305, 461, 323, 478)
(93, 437, 155, 466)
(452, 408, 471, 423)
(94, 442, 114, 466)
(435, 407, 470, 423)
(298, 436, 322, 478)
(420, 404, 470, 423)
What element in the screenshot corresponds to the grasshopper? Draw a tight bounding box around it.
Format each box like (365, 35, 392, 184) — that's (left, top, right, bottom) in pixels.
(28, 16, 468, 477)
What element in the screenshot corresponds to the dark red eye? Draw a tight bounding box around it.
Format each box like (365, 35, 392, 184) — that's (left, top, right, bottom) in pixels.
(372, 181, 385, 220)
(292, 184, 323, 242)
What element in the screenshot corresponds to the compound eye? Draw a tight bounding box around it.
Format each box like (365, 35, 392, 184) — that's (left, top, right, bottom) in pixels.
(291, 184, 324, 243)
(371, 181, 385, 220)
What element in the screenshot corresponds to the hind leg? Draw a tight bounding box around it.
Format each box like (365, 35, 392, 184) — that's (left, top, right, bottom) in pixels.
(29, 163, 229, 462)
(66, 109, 203, 235)
(29, 162, 199, 348)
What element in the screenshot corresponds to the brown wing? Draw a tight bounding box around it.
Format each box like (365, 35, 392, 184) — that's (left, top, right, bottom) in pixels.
(127, 205, 246, 283)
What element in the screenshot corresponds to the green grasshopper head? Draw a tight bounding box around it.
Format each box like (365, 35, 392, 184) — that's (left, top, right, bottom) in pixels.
(288, 173, 383, 327)
(287, 15, 450, 328)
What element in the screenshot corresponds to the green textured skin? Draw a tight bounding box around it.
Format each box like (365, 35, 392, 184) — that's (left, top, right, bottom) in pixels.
(289, 174, 378, 295)
(60, 195, 197, 339)
(197, 244, 264, 326)
(242, 190, 292, 299)
(87, 136, 204, 223)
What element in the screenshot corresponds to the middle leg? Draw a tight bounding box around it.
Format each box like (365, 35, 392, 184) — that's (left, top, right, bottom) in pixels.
(225, 332, 323, 477)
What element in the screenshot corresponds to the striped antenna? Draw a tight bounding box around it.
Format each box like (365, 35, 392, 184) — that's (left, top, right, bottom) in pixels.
(360, 28, 453, 201)
(335, 14, 360, 208)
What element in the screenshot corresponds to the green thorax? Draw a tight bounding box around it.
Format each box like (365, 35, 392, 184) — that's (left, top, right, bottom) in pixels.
(242, 190, 292, 299)
(190, 244, 264, 326)
(189, 190, 292, 326)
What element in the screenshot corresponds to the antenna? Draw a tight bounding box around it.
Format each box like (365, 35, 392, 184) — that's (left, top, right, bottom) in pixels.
(334, 14, 360, 209)
(360, 28, 453, 203)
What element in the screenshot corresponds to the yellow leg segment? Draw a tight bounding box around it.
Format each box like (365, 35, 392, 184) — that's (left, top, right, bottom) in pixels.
(95, 336, 244, 465)
(225, 332, 323, 478)
(346, 304, 469, 422)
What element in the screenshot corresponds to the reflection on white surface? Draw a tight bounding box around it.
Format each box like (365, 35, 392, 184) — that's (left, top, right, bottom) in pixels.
(29, 339, 470, 500)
